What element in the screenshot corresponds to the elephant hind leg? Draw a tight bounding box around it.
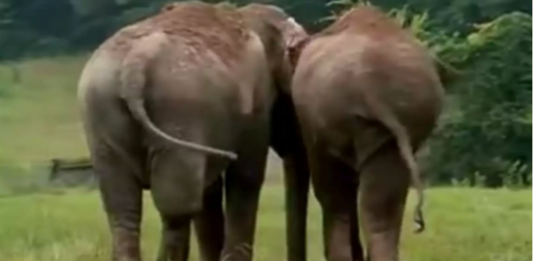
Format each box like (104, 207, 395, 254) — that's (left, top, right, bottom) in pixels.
(149, 148, 208, 261)
(359, 142, 409, 261)
(221, 129, 269, 261)
(92, 149, 145, 261)
(83, 95, 147, 261)
(306, 145, 363, 261)
(194, 175, 225, 261)
(283, 153, 310, 261)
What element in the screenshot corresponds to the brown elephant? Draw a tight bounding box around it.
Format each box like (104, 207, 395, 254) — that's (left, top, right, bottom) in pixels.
(77, 2, 306, 261)
(289, 6, 447, 261)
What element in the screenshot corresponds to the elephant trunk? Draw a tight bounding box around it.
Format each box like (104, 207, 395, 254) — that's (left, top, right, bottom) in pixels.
(119, 32, 238, 160)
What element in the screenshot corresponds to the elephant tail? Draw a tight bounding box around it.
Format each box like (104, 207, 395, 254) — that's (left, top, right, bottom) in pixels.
(363, 93, 425, 234)
(119, 32, 238, 160)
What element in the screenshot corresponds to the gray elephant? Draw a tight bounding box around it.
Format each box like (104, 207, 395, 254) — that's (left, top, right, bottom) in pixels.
(77, 2, 306, 261)
(289, 6, 448, 261)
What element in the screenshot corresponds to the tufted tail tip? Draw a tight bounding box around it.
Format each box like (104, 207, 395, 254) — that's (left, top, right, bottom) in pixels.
(413, 208, 425, 234)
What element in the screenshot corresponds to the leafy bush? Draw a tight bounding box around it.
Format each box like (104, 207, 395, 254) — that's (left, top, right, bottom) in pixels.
(424, 12, 532, 187)
(0, 0, 530, 61)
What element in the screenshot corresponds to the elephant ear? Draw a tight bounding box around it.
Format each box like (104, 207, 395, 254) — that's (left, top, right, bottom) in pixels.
(282, 17, 308, 48)
(240, 13, 292, 91)
(238, 4, 309, 91)
(238, 4, 309, 68)
(280, 17, 309, 68)
(287, 36, 311, 69)
(241, 14, 285, 68)
(262, 21, 294, 92)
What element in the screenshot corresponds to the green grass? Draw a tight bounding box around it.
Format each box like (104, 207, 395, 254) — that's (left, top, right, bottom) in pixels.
(0, 56, 531, 261)
(0, 187, 530, 261)
(0, 56, 89, 166)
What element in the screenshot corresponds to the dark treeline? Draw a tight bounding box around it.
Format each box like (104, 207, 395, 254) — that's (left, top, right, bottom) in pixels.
(0, 0, 531, 187)
(0, 0, 530, 60)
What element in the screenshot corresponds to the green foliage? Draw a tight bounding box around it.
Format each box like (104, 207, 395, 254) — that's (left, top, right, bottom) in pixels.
(0, 0, 530, 60)
(368, 0, 532, 34)
(387, 6, 435, 47)
(424, 12, 532, 187)
(0, 0, 166, 60)
(319, 0, 374, 23)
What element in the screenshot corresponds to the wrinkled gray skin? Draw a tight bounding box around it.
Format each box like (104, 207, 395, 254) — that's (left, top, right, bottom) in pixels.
(77, 2, 306, 261)
(290, 6, 446, 261)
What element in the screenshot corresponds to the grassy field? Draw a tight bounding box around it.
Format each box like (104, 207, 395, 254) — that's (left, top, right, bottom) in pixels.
(0, 57, 531, 261)
(0, 187, 530, 261)
(0, 56, 88, 167)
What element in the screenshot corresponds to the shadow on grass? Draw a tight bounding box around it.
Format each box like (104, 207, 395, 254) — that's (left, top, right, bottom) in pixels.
(0, 150, 285, 198)
(0, 159, 96, 198)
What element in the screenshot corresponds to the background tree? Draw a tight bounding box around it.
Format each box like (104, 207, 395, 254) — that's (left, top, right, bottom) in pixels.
(424, 12, 532, 187)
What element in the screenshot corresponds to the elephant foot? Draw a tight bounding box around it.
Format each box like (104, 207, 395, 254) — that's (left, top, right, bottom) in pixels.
(156, 216, 191, 261)
(221, 243, 253, 261)
(111, 227, 141, 261)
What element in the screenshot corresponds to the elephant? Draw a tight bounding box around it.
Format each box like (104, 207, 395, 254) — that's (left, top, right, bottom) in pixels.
(289, 5, 447, 261)
(76, 2, 307, 261)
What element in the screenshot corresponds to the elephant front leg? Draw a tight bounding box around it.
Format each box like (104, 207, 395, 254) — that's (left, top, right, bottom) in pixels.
(283, 153, 310, 261)
(149, 149, 207, 261)
(221, 152, 267, 261)
(359, 143, 409, 261)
